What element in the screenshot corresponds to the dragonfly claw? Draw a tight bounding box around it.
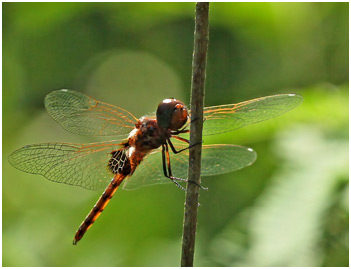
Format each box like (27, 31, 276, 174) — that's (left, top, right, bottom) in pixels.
(188, 180, 208, 190)
(189, 140, 203, 149)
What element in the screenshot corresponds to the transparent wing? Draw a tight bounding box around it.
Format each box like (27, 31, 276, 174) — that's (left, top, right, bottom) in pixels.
(45, 89, 138, 136)
(122, 144, 256, 190)
(8, 141, 125, 191)
(9, 141, 256, 191)
(200, 94, 302, 136)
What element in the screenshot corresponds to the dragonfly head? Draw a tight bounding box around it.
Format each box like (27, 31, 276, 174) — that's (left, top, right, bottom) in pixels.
(156, 98, 188, 131)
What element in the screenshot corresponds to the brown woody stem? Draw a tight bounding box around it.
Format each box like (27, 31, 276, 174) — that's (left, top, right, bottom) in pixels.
(180, 2, 209, 267)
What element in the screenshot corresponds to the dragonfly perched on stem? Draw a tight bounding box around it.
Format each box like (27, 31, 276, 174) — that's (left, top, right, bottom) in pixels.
(8, 90, 302, 244)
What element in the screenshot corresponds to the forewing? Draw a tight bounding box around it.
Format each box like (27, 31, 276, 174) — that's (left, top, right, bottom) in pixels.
(122, 144, 256, 190)
(45, 89, 138, 136)
(202, 94, 303, 136)
(8, 141, 125, 191)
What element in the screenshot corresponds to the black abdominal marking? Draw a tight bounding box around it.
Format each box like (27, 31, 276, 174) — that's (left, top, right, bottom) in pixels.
(107, 149, 131, 175)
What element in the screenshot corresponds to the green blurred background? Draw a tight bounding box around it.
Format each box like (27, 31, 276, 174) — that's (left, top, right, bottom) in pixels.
(3, 2, 348, 266)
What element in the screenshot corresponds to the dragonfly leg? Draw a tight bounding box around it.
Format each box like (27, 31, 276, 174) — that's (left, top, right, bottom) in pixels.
(188, 180, 208, 190)
(172, 176, 208, 191)
(167, 138, 202, 154)
(171, 128, 189, 135)
(172, 135, 190, 144)
(170, 178, 186, 191)
(162, 143, 208, 191)
(162, 144, 185, 191)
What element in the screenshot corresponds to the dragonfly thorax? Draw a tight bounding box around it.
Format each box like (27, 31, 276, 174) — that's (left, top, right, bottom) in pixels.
(133, 117, 169, 150)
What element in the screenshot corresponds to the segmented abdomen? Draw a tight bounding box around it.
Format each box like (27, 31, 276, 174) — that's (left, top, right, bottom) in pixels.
(73, 173, 126, 244)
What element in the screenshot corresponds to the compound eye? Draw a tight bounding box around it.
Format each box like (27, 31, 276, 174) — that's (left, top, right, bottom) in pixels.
(174, 104, 183, 112)
(170, 103, 188, 130)
(156, 98, 188, 130)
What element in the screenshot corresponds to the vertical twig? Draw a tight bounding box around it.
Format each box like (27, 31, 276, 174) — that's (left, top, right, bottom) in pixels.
(181, 2, 209, 267)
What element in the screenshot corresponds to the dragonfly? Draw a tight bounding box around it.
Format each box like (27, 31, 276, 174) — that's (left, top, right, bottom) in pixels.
(8, 89, 302, 244)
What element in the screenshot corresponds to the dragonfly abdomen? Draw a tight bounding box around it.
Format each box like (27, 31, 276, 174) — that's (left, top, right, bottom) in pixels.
(73, 173, 126, 245)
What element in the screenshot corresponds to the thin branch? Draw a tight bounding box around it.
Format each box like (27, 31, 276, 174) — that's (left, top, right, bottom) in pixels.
(181, 2, 209, 267)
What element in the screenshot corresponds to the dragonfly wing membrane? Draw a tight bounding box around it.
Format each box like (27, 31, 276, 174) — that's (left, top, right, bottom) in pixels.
(45, 89, 137, 136)
(8, 141, 124, 191)
(202, 94, 303, 136)
(122, 144, 256, 190)
(200, 144, 256, 176)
